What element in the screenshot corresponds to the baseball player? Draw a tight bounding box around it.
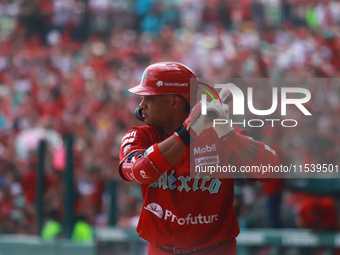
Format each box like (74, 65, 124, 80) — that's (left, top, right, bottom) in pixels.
(119, 62, 280, 255)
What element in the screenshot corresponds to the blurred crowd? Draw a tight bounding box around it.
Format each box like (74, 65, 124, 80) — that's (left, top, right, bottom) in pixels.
(0, 0, 340, 238)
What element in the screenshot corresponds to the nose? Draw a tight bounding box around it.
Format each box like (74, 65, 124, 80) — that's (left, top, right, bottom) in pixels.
(139, 98, 146, 109)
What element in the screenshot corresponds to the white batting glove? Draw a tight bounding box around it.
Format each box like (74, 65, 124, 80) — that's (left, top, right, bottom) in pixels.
(207, 102, 234, 138)
(187, 101, 233, 137)
(190, 114, 212, 136)
(185, 101, 211, 136)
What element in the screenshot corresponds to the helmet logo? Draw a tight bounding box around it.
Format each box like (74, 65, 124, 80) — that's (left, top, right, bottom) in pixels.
(156, 81, 164, 87)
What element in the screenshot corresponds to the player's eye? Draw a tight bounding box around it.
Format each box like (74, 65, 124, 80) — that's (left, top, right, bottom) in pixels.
(144, 97, 154, 103)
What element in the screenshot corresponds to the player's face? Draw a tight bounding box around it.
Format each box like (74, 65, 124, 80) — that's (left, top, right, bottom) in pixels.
(139, 95, 174, 128)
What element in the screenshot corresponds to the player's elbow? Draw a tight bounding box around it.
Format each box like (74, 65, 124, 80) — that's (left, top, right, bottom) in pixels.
(119, 157, 161, 184)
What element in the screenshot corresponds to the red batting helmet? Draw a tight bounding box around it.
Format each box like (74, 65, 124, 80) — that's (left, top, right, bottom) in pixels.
(128, 62, 198, 104)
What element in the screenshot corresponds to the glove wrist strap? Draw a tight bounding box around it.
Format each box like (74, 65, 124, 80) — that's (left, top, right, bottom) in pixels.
(174, 125, 191, 146)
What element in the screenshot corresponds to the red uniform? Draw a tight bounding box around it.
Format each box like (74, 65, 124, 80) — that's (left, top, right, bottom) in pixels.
(119, 124, 280, 253)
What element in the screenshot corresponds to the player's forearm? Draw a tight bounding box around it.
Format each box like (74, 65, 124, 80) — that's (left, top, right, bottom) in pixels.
(244, 140, 281, 180)
(158, 135, 187, 165)
(237, 139, 259, 164)
(223, 131, 280, 179)
(239, 139, 280, 167)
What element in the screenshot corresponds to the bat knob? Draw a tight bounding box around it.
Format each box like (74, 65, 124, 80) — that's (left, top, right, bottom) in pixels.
(207, 109, 218, 119)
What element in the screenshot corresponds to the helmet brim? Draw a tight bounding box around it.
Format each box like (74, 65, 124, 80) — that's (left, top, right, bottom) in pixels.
(128, 84, 156, 96)
(128, 84, 174, 96)
(128, 84, 192, 105)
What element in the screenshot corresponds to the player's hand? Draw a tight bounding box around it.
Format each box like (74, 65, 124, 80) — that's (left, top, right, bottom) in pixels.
(210, 103, 234, 138)
(183, 101, 209, 136)
(184, 101, 233, 137)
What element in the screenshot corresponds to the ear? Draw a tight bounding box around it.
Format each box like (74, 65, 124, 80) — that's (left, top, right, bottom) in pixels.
(170, 95, 182, 108)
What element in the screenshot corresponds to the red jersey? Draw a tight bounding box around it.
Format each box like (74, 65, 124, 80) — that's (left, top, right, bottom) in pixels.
(119, 125, 261, 250)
